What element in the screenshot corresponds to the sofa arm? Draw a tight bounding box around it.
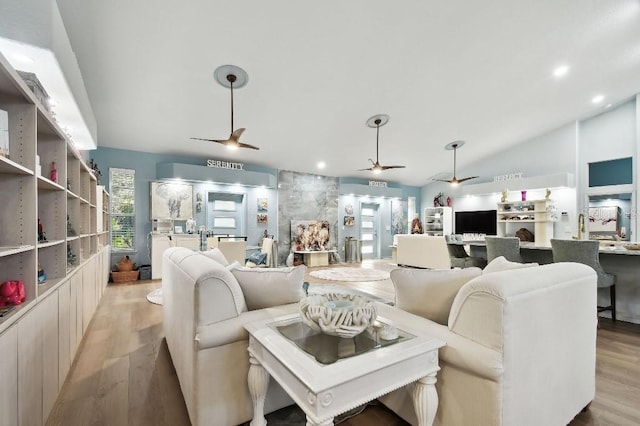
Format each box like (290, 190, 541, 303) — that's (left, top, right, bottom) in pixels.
(196, 303, 300, 350)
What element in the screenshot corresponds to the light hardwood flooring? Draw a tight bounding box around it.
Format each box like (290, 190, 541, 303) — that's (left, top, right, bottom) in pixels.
(47, 260, 640, 426)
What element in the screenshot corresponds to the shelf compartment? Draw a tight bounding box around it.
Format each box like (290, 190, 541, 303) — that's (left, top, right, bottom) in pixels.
(37, 175, 65, 191)
(37, 244, 65, 296)
(0, 156, 33, 176)
(38, 188, 66, 242)
(0, 174, 36, 247)
(0, 100, 37, 172)
(0, 249, 36, 302)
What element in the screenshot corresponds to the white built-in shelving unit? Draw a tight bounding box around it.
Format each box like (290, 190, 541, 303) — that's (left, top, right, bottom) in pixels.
(423, 206, 452, 236)
(497, 198, 558, 246)
(0, 51, 110, 425)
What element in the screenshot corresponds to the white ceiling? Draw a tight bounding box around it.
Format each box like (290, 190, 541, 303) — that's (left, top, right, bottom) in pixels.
(55, 0, 640, 187)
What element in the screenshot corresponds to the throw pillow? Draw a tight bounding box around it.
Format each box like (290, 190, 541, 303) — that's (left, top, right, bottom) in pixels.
(391, 267, 482, 325)
(483, 256, 538, 274)
(232, 265, 307, 310)
(246, 251, 268, 265)
(202, 247, 229, 266)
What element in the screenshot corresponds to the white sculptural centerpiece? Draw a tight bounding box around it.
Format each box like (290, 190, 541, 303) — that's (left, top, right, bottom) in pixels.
(299, 293, 377, 338)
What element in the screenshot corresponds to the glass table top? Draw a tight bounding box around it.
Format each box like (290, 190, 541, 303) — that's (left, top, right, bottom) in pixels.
(269, 317, 414, 365)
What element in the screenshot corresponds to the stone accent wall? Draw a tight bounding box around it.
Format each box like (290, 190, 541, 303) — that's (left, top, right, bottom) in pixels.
(277, 170, 339, 264)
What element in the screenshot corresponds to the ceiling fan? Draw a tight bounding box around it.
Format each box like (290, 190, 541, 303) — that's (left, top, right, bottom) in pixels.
(358, 114, 405, 174)
(191, 64, 259, 151)
(433, 140, 478, 185)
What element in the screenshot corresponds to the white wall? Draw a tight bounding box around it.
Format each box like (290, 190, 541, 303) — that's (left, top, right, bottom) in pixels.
(422, 122, 578, 235)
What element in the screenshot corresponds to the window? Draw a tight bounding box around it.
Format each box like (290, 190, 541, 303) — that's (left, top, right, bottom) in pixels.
(110, 168, 135, 251)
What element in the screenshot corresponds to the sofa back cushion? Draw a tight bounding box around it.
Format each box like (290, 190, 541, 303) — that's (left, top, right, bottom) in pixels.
(449, 262, 596, 352)
(391, 267, 482, 325)
(202, 247, 230, 266)
(231, 265, 307, 310)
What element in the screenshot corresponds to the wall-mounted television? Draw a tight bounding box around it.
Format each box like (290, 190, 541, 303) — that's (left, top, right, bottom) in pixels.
(455, 210, 497, 235)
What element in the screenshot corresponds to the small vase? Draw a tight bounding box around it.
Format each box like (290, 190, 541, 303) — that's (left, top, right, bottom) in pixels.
(521, 190, 527, 201)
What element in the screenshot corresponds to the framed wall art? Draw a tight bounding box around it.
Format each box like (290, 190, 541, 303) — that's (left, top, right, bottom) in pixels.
(150, 181, 193, 219)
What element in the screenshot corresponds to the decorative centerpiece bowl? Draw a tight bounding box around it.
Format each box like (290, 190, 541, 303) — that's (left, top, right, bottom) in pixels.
(299, 293, 377, 338)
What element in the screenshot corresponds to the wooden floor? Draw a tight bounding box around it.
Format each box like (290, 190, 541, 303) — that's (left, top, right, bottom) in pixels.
(47, 260, 640, 426)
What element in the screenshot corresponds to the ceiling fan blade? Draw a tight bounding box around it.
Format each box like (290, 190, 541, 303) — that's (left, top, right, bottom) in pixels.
(432, 178, 453, 183)
(231, 128, 246, 139)
(457, 176, 479, 183)
(380, 165, 406, 170)
(357, 167, 374, 171)
(236, 141, 260, 150)
(190, 137, 226, 143)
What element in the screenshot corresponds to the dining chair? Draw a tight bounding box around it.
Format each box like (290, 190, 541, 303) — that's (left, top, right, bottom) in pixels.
(445, 234, 487, 268)
(485, 236, 522, 263)
(550, 239, 616, 321)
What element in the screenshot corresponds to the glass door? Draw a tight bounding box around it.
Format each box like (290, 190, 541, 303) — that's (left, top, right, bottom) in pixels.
(360, 203, 380, 259)
(207, 192, 245, 236)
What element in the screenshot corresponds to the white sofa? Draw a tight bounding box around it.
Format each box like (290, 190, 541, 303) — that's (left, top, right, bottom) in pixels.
(379, 259, 597, 426)
(162, 247, 307, 426)
(396, 234, 451, 269)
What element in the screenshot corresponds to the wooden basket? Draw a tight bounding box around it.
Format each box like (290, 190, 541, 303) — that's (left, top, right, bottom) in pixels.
(111, 270, 139, 283)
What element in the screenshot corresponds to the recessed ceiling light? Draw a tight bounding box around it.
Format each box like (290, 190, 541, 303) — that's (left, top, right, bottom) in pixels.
(592, 95, 605, 104)
(317, 161, 326, 169)
(553, 65, 569, 78)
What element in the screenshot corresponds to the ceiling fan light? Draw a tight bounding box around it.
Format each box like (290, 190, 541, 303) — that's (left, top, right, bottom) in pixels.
(225, 142, 239, 151)
(450, 180, 459, 187)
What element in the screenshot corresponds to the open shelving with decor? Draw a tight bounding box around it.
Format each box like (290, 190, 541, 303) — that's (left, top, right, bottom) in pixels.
(497, 198, 559, 246)
(423, 206, 452, 236)
(0, 51, 111, 425)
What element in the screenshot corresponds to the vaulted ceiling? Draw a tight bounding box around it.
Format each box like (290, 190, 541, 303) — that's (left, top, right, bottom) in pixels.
(56, 0, 640, 186)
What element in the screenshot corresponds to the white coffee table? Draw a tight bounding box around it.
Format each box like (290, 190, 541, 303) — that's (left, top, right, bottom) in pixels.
(245, 306, 445, 426)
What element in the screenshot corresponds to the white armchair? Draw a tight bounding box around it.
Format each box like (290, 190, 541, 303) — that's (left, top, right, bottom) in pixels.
(380, 260, 597, 425)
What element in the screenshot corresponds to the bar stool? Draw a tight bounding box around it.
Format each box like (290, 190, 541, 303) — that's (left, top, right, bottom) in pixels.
(550, 239, 616, 321)
(485, 236, 523, 263)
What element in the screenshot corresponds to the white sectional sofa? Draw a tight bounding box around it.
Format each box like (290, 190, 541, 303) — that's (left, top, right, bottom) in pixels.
(162, 247, 307, 426)
(379, 259, 598, 426)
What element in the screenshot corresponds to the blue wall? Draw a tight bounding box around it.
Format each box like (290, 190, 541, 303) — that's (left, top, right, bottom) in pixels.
(93, 147, 422, 267)
(92, 147, 278, 266)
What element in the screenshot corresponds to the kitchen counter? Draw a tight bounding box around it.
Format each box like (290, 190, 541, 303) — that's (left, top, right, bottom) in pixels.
(466, 240, 640, 324)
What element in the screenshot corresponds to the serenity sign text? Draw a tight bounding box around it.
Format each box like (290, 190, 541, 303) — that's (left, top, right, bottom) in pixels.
(207, 160, 244, 170)
(369, 180, 388, 187)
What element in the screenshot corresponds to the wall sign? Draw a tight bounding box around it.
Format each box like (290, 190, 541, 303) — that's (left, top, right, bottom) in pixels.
(493, 172, 523, 182)
(206, 159, 244, 170)
(369, 180, 387, 187)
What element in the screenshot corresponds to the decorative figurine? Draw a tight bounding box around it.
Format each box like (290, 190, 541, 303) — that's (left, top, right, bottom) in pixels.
(501, 189, 508, 203)
(67, 244, 77, 266)
(186, 217, 196, 234)
(88, 159, 102, 184)
(38, 218, 47, 242)
(433, 192, 445, 207)
(411, 213, 424, 234)
(67, 214, 76, 236)
(38, 264, 47, 283)
(50, 161, 57, 183)
(545, 188, 551, 200)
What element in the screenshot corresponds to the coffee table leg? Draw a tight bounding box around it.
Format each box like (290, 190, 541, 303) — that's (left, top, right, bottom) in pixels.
(248, 354, 269, 426)
(305, 417, 333, 426)
(413, 373, 438, 426)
